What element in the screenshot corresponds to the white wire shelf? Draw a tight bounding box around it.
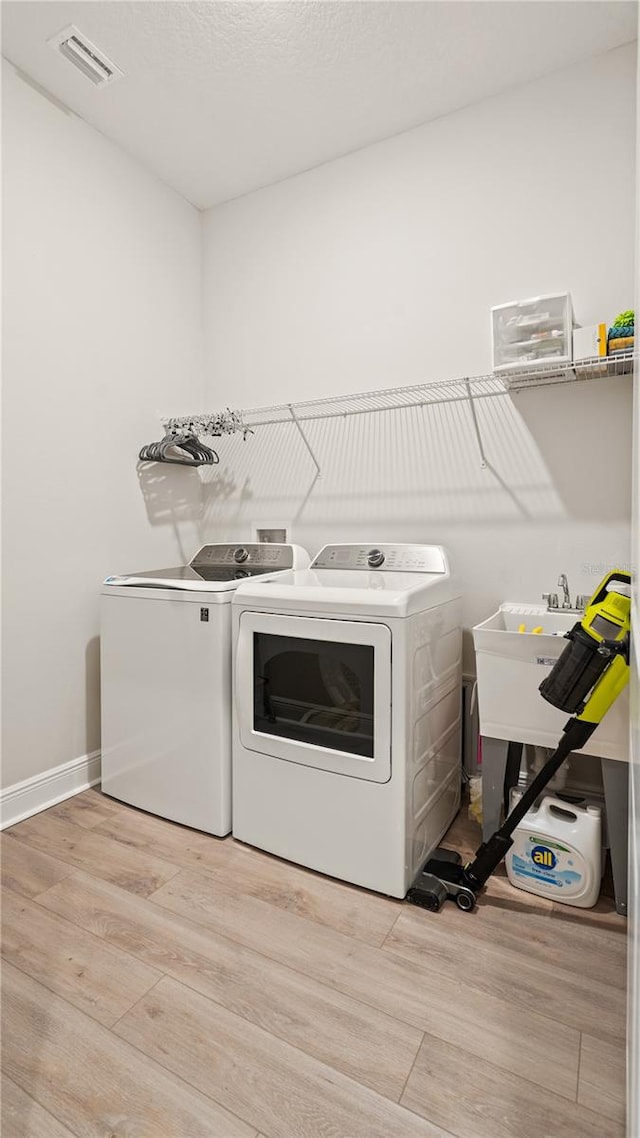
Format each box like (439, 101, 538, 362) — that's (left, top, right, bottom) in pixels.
(240, 374, 502, 428)
(501, 350, 635, 391)
(162, 350, 635, 473)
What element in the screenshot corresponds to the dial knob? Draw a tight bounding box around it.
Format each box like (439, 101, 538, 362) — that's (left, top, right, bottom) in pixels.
(367, 548, 385, 568)
(233, 547, 249, 564)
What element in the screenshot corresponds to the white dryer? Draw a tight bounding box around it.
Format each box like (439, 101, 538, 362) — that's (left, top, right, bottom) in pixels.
(100, 543, 309, 835)
(232, 543, 462, 896)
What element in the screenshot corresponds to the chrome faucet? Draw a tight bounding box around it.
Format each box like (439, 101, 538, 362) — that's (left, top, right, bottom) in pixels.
(542, 575, 588, 613)
(558, 573, 571, 609)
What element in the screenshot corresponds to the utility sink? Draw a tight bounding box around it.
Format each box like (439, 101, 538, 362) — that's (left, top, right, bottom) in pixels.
(486, 603, 577, 636)
(472, 603, 629, 762)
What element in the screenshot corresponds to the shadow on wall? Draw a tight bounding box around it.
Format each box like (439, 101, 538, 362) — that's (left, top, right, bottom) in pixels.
(136, 461, 212, 558)
(510, 373, 633, 523)
(85, 636, 100, 757)
(137, 463, 205, 526)
(194, 377, 633, 532)
(136, 459, 245, 548)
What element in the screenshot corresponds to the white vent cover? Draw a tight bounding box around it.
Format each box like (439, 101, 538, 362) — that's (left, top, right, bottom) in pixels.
(47, 25, 123, 87)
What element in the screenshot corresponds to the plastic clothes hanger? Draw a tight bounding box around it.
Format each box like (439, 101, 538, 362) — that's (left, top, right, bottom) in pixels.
(138, 432, 188, 463)
(176, 435, 219, 465)
(175, 435, 219, 464)
(138, 431, 219, 466)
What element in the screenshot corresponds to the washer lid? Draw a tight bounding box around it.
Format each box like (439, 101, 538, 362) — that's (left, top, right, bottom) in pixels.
(104, 564, 290, 591)
(103, 543, 310, 592)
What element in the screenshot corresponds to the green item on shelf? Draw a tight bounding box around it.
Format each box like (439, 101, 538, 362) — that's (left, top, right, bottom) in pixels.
(611, 309, 634, 329)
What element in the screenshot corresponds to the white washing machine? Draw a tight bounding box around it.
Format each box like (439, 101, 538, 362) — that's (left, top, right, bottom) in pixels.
(232, 543, 462, 896)
(100, 543, 309, 835)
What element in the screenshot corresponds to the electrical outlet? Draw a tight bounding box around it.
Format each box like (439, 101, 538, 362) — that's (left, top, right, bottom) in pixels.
(254, 526, 287, 544)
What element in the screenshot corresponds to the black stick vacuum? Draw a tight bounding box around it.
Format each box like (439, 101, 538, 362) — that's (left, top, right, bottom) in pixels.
(407, 570, 631, 913)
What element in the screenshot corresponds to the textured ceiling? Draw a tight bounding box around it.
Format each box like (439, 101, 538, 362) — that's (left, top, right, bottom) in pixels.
(2, 1, 637, 209)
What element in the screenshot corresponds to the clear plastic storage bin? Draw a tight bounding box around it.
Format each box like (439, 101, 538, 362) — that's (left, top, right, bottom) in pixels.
(491, 293, 573, 373)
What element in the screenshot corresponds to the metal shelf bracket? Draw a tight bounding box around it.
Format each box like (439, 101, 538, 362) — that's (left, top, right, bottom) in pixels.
(464, 380, 488, 469)
(289, 403, 321, 476)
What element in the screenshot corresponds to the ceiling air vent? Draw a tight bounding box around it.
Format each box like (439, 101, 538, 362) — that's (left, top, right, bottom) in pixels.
(47, 25, 123, 87)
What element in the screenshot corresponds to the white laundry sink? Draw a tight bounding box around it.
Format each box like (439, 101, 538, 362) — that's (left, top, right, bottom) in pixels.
(473, 603, 629, 762)
(485, 604, 577, 636)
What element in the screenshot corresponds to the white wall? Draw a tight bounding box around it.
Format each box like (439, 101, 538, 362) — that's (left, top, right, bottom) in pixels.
(1, 64, 204, 791)
(201, 44, 636, 673)
(2, 41, 635, 787)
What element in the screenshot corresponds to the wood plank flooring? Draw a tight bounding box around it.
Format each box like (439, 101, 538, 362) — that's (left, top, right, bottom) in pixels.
(1, 788, 627, 1138)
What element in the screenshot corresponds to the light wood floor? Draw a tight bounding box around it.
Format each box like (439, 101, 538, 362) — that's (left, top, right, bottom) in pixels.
(1, 788, 627, 1138)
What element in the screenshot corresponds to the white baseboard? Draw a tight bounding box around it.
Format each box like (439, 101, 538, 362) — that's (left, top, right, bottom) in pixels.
(0, 751, 101, 830)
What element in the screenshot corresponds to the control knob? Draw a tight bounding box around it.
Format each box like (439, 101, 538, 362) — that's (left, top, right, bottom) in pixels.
(234, 547, 249, 564)
(367, 548, 385, 568)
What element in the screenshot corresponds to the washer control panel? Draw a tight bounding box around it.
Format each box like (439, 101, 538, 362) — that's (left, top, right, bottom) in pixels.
(191, 544, 295, 569)
(311, 544, 447, 573)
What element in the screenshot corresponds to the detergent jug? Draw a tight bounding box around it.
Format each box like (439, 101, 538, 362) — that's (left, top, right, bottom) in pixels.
(505, 795, 602, 908)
